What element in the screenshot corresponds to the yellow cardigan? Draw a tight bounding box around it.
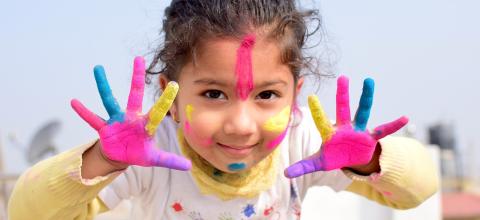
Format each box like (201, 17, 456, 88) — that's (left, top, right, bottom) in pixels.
(8, 137, 439, 219)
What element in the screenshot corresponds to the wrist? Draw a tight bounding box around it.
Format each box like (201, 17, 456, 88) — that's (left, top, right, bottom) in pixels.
(95, 141, 129, 171)
(346, 142, 381, 175)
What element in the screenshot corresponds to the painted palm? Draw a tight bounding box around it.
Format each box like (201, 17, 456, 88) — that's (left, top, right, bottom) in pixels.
(71, 57, 191, 170)
(285, 75, 408, 178)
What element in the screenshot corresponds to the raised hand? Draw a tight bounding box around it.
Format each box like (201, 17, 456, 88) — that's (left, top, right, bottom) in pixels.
(71, 57, 191, 170)
(285, 75, 408, 178)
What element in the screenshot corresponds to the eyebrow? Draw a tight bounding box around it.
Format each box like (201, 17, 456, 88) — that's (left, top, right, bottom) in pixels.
(193, 78, 229, 87)
(193, 78, 287, 88)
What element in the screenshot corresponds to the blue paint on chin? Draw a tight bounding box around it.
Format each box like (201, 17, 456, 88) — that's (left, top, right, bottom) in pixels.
(228, 163, 246, 171)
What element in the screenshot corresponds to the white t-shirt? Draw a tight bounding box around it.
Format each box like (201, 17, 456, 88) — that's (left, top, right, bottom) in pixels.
(98, 107, 352, 220)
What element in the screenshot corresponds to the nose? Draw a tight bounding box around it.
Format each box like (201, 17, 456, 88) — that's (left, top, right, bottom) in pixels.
(223, 103, 257, 136)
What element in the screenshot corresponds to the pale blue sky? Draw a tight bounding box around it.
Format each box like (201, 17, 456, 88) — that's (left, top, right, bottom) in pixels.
(1, 0, 479, 174)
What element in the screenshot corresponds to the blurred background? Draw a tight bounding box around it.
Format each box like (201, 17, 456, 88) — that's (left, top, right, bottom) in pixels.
(1, 0, 479, 219)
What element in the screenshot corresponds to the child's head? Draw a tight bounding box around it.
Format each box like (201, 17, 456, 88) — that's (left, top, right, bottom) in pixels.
(147, 0, 323, 173)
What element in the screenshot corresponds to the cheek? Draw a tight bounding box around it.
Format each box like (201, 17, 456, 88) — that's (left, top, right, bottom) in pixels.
(262, 106, 291, 149)
(182, 105, 216, 147)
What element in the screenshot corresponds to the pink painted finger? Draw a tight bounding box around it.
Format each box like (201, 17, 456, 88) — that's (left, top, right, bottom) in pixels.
(372, 116, 409, 140)
(284, 154, 324, 178)
(71, 99, 106, 130)
(149, 149, 192, 171)
(126, 56, 146, 113)
(336, 75, 351, 127)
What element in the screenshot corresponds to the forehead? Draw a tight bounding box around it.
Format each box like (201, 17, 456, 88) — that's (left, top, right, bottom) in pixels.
(185, 36, 292, 84)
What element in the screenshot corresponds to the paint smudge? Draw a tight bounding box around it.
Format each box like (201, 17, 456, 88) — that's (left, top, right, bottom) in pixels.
(263, 106, 291, 133)
(267, 127, 289, 149)
(243, 204, 256, 217)
(228, 163, 246, 171)
(186, 104, 194, 122)
(264, 206, 274, 216)
(171, 202, 183, 212)
(235, 34, 255, 100)
(183, 104, 213, 147)
(383, 191, 393, 197)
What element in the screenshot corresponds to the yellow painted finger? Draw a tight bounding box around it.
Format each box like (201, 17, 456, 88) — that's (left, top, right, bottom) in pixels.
(308, 95, 334, 142)
(146, 81, 179, 135)
(263, 106, 291, 133)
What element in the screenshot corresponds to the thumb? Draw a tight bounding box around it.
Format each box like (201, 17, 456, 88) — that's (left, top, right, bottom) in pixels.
(149, 149, 192, 171)
(284, 152, 324, 178)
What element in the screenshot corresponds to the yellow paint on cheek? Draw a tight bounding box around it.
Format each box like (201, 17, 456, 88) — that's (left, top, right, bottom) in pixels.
(186, 104, 194, 122)
(263, 106, 291, 132)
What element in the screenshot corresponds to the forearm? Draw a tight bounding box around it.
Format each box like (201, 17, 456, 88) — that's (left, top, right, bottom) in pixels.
(8, 141, 122, 219)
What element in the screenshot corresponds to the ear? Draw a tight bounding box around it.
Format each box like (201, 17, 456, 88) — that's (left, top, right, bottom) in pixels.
(159, 74, 169, 90)
(159, 74, 179, 121)
(295, 77, 304, 95)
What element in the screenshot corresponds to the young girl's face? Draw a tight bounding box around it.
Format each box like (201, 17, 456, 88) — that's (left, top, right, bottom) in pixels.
(169, 35, 303, 173)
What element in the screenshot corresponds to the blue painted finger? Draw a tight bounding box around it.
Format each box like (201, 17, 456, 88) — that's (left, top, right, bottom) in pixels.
(354, 78, 374, 131)
(94, 65, 124, 123)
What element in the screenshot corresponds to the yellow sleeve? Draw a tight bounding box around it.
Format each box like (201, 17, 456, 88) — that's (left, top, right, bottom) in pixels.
(8, 140, 124, 220)
(344, 136, 439, 210)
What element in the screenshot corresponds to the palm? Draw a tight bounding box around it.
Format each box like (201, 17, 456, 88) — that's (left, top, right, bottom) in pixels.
(71, 57, 191, 170)
(285, 75, 408, 178)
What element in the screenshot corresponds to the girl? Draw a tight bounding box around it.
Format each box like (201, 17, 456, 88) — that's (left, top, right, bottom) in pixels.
(8, 0, 438, 219)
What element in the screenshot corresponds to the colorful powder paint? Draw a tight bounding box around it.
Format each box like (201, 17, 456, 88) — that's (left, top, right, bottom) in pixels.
(235, 34, 256, 100)
(228, 163, 246, 171)
(383, 191, 393, 197)
(183, 104, 213, 147)
(262, 106, 291, 133)
(266, 127, 289, 149)
(171, 202, 183, 212)
(186, 104, 194, 122)
(243, 204, 256, 218)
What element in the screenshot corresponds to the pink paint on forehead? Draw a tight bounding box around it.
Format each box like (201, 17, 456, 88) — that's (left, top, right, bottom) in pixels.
(235, 34, 256, 100)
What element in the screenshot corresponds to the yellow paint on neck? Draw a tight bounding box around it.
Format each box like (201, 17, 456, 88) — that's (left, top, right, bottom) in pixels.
(186, 104, 194, 122)
(262, 106, 291, 133)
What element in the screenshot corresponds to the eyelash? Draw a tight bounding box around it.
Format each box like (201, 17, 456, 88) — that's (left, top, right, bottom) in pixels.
(203, 90, 226, 99)
(256, 90, 279, 100)
(202, 90, 280, 100)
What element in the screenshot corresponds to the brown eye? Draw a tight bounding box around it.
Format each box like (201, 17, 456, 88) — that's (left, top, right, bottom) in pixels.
(203, 90, 226, 99)
(256, 91, 278, 100)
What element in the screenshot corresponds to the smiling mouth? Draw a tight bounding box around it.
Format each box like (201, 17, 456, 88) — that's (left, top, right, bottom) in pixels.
(217, 143, 257, 158)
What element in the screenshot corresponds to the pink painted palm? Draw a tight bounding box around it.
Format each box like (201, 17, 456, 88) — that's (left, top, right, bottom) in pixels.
(285, 75, 408, 178)
(71, 57, 191, 170)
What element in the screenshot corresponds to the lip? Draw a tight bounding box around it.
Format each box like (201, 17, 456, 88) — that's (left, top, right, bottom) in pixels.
(217, 143, 257, 158)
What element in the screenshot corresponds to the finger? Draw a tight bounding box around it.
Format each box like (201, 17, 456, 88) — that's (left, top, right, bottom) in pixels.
(336, 75, 351, 127)
(145, 81, 179, 135)
(284, 155, 324, 178)
(372, 116, 409, 140)
(94, 65, 123, 119)
(354, 78, 375, 131)
(149, 149, 192, 170)
(308, 95, 334, 142)
(71, 99, 106, 130)
(126, 56, 145, 113)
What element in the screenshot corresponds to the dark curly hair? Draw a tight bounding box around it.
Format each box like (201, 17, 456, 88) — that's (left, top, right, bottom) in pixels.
(146, 0, 331, 89)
